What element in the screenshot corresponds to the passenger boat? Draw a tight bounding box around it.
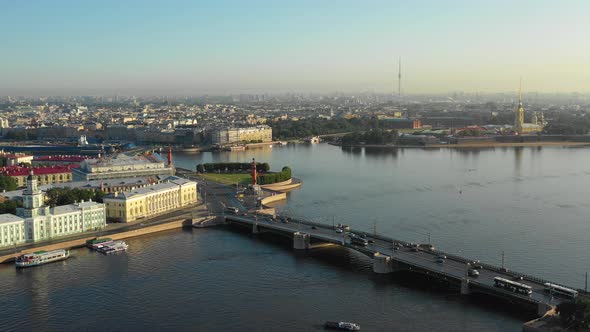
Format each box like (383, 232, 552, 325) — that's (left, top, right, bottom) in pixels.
(86, 237, 112, 249)
(15, 250, 70, 268)
(324, 321, 361, 331)
(96, 240, 129, 254)
(90, 240, 115, 250)
(100, 241, 129, 255)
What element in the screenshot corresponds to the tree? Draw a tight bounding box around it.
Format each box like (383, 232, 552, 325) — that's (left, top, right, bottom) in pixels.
(0, 200, 22, 214)
(45, 187, 104, 207)
(0, 175, 17, 192)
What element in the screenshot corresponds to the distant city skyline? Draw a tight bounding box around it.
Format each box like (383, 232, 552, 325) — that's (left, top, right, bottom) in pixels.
(1, 0, 590, 95)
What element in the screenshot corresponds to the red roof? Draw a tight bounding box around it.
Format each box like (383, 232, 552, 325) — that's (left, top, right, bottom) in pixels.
(0, 165, 78, 176)
(34, 155, 91, 162)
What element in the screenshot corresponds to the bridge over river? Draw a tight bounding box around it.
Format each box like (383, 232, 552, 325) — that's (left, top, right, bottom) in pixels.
(225, 214, 587, 316)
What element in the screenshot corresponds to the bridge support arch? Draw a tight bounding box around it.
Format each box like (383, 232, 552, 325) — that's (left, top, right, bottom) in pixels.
(293, 232, 310, 250)
(373, 253, 394, 274)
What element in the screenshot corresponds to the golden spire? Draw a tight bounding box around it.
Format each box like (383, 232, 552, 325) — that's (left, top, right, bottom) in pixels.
(518, 77, 522, 106)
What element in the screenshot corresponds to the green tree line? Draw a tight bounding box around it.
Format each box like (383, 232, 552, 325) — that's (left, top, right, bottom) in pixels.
(196, 162, 270, 173)
(45, 187, 105, 207)
(257, 167, 291, 185)
(0, 175, 17, 192)
(0, 200, 23, 214)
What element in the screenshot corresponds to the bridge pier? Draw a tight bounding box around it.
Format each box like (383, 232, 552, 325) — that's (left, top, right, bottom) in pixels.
(293, 232, 310, 250)
(252, 223, 260, 234)
(460, 278, 471, 295)
(373, 253, 394, 274)
(537, 302, 554, 317)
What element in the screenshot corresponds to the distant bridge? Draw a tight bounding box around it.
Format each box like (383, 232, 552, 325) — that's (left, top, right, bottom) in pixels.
(225, 214, 586, 316)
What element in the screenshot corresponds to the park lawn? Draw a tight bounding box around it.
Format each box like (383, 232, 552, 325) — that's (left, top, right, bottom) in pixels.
(198, 173, 252, 186)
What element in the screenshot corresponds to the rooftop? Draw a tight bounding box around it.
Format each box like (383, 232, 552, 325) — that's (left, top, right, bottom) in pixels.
(84, 153, 165, 168)
(52, 200, 103, 215)
(0, 176, 161, 200)
(34, 155, 92, 162)
(0, 214, 25, 225)
(105, 176, 196, 200)
(0, 165, 77, 177)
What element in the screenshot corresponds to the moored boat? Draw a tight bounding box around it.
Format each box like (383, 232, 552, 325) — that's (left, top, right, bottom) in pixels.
(324, 321, 361, 331)
(96, 240, 129, 254)
(101, 242, 129, 255)
(15, 250, 70, 268)
(86, 237, 112, 249)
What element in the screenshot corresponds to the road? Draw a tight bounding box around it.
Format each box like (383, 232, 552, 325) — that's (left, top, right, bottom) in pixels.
(226, 214, 572, 307)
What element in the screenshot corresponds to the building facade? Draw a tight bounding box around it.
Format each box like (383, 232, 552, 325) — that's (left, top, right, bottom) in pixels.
(1, 166, 74, 188)
(103, 176, 197, 223)
(0, 151, 34, 166)
(73, 153, 174, 181)
(211, 126, 273, 145)
(0, 170, 106, 248)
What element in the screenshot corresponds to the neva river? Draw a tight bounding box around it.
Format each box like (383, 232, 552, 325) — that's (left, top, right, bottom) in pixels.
(2, 144, 589, 331)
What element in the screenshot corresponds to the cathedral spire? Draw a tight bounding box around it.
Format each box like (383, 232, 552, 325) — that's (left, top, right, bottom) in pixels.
(514, 78, 525, 134)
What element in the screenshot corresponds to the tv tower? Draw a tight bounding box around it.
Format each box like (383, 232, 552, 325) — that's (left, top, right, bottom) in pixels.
(397, 57, 402, 111)
(398, 57, 401, 99)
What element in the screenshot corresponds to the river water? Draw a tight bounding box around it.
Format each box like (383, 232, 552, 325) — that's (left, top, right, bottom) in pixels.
(2, 143, 589, 331)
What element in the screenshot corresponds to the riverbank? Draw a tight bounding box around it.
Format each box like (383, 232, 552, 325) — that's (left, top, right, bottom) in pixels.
(0, 205, 210, 264)
(331, 141, 590, 149)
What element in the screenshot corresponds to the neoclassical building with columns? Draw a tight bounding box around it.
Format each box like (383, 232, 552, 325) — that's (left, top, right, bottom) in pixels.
(103, 176, 197, 223)
(0, 170, 106, 248)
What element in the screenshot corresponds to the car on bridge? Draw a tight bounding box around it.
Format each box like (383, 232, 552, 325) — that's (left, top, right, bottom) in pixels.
(468, 269, 480, 277)
(351, 237, 368, 246)
(470, 261, 483, 269)
(225, 207, 239, 214)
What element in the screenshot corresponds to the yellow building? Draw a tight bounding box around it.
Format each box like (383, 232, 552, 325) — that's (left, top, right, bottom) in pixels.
(2, 166, 73, 188)
(103, 176, 197, 223)
(211, 126, 272, 145)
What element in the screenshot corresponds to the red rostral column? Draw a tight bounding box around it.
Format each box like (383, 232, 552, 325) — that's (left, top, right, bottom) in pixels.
(251, 158, 257, 185)
(167, 146, 173, 166)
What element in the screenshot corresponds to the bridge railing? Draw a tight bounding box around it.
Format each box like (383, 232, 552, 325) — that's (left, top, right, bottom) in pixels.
(277, 214, 587, 295)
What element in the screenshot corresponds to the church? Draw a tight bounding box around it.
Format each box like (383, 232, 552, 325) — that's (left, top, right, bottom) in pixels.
(513, 82, 546, 135)
(0, 170, 106, 248)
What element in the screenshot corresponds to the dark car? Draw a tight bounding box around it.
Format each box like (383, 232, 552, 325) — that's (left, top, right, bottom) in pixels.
(311, 226, 317, 230)
(351, 237, 369, 246)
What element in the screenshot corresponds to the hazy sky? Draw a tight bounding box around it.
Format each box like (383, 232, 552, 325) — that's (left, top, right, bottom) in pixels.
(1, 0, 589, 95)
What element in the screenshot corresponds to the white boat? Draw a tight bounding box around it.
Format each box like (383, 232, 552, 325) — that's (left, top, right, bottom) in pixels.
(97, 240, 129, 254)
(15, 249, 70, 268)
(324, 321, 361, 331)
(91, 240, 115, 250)
(103, 242, 129, 255)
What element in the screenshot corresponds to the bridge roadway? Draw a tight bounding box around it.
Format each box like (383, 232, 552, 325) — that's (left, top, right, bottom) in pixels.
(225, 214, 579, 312)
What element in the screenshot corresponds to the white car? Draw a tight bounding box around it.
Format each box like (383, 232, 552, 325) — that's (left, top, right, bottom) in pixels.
(335, 228, 343, 233)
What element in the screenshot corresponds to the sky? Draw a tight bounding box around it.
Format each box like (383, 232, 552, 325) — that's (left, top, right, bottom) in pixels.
(1, 0, 589, 95)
